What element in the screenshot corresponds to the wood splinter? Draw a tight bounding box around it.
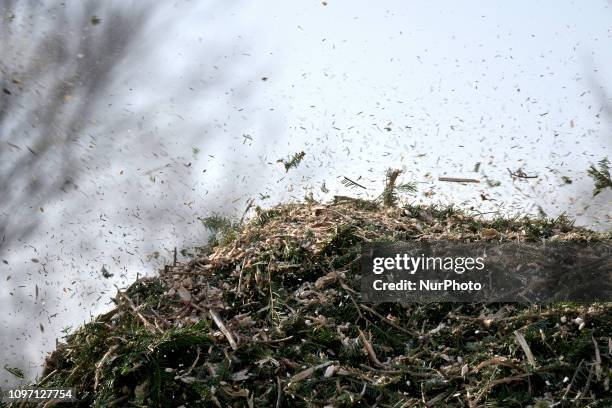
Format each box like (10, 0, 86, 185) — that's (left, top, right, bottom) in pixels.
(438, 177, 480, 183)
(210, 309, 238, 350)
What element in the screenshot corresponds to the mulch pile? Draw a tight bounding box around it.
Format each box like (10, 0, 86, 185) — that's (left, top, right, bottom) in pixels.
(22, 198, 612, 407)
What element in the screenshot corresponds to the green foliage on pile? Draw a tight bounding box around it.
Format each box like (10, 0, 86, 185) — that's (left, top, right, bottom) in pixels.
(16, 200, 612, 408)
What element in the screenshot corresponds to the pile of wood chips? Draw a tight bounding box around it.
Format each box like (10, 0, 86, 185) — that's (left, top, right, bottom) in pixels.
(33, 198, 611, 407)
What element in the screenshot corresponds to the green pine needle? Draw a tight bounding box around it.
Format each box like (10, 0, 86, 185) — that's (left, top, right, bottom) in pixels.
(588, 158, 612, 196)
(277, 151, 305, 172)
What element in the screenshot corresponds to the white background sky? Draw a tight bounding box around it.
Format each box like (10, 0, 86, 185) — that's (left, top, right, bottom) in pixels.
(1, 0, 611, 387)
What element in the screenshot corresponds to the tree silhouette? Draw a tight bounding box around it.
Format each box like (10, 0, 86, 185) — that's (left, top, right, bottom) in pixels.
(0, 1, 150, 254)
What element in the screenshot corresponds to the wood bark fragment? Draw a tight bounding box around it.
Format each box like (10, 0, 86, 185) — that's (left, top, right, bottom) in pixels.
(289, 361, 333, 383)
(514, 331, 537, 368)
(115, 287, 160, 334)
(438, 177, 480, 183)
(592, 336, 602, 381)
(359, 328, 384, 367)
(210, 309, 238, 350)
(94, 345, 118, 390)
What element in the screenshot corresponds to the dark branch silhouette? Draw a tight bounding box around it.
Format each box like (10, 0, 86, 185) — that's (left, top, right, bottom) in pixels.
(0, 1, 150, 253)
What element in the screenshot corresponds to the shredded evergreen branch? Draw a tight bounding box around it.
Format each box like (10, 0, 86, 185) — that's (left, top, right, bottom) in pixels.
(199, 214, 233, 233)
(341, 176, 367, 190)
(198, 214, 237, 246)
(378, 168, 417, 207)
(277, 151, 305, 172)
(382, 168, 401, 207)
(588, 157, 612, 196)
(395, 182, 418, 193)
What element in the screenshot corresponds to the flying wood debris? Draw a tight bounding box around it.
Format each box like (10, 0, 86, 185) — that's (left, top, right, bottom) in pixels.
(380, 168, 417, 207)
(438, 176, 480, 183)
(507, 168, 538, 179)
(588, 157, 612, 196)
(341, 176, 367, 189)
(277, 151, 305, 172)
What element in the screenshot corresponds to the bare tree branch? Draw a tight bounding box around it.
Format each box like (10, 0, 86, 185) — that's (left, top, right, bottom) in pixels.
(0, 1, 150, 253)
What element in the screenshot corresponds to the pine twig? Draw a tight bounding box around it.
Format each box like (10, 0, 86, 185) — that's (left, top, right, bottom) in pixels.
(341, 176, 367, 190)
(382, 168, 402, 207)
(115, 286, 160, 334)
(588, 158, 612, 196)
(277, 151, 305, 172)
(507, 168, 538, 179)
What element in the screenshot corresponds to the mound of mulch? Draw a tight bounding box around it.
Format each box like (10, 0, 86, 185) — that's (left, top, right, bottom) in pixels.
(28, 198, 612, 407)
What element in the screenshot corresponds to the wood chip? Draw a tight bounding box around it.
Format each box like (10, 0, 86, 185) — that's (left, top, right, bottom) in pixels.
(323, 365, 336, 378)
(480, 228, 499, 239)
(290, 361, 333, 383)
(232, 368, 250, 381)
(210, 309, 238, 350)
(474, 356, 520, 372)
(514, 331, 537, 368)
(438, 177, 480, 183)
(592, 336, 602, 381)
(359, 328, 384, 367)
(314, 271, 337, 290)
(177, 286, 191, 303)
